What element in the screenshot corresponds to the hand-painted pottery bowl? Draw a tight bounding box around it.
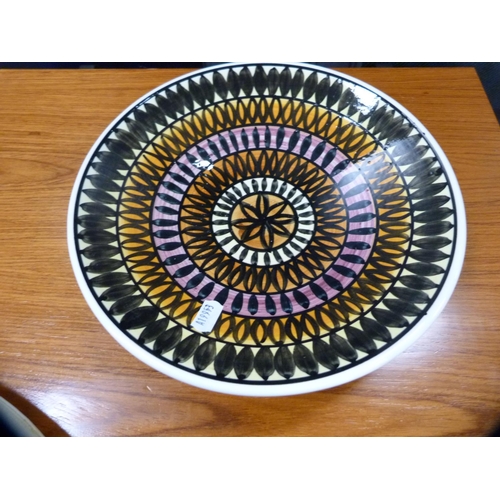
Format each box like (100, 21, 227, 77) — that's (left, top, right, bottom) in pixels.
(68, 63, 466, 396)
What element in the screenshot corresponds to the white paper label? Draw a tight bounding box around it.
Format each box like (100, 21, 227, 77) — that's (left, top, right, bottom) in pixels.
(190, 300, 223, 333)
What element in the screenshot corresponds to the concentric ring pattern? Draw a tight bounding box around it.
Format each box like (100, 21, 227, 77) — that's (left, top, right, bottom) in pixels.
(70, 63, 462, 390)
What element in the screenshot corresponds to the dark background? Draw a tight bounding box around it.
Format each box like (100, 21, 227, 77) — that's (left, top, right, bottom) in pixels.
(1, 62, 499, 125)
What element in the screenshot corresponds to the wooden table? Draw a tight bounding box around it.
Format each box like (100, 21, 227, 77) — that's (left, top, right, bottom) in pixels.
(0, 67, 499, 437)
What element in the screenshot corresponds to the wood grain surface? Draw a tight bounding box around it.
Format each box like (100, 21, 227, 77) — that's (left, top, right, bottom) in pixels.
(0, 67, 499, 437)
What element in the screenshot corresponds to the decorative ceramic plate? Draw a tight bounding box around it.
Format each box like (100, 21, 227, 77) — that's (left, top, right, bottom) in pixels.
(68, 63, 466, 396)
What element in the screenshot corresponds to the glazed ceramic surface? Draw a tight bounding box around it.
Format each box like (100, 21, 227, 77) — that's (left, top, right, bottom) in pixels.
(68, 63, 466, 396)
(0, 397, 44, 437)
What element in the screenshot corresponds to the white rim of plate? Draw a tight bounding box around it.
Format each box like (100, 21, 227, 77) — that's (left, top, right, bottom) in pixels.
(67, 63, 467, 397)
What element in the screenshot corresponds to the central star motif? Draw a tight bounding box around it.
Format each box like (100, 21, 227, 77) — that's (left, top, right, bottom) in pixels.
(231, 193, 296, 250)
